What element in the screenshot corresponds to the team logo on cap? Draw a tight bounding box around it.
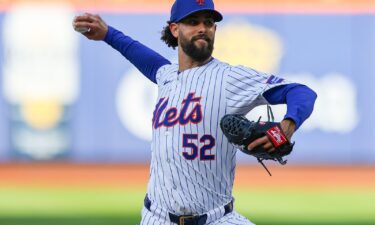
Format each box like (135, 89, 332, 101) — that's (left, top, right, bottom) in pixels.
(196, 0, 205, 6)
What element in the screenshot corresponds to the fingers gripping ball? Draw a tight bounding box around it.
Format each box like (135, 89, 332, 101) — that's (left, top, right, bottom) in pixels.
(220, 114, 294, 175)
(72, 16, 91, 34)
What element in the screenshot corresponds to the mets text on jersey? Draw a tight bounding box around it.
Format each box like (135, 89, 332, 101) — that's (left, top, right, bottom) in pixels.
(152, 92, 203, 129)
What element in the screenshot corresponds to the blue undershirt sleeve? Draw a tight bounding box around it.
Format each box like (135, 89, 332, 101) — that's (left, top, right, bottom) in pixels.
(104, 26, 171, 84)
(262, 83, 317, 130)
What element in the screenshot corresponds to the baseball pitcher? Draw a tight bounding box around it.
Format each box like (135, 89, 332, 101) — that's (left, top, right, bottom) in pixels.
(73, 0, 317, 224)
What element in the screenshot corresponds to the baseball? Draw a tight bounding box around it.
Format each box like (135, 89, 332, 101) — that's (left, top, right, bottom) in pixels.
(74, 26, 90, 33)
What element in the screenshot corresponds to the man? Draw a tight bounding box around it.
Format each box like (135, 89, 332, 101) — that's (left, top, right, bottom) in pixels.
(73, 0, 317, 224)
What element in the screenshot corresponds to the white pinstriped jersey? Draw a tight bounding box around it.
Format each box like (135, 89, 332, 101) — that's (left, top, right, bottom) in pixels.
(147, 58, 290, 216)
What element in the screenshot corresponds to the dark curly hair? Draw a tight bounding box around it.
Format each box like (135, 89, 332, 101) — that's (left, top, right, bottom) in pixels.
(161, 22, 178, 49)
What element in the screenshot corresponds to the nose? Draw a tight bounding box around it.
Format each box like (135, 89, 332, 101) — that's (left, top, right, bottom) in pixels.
(196, 21, 208, 34)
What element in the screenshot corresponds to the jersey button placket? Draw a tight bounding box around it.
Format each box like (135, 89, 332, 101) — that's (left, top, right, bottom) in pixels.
(165, 130, 173, 148)
(175, 80, 180, 89)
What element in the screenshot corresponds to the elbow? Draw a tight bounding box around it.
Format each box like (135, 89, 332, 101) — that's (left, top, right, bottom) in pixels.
(298, 84, 317, 103)
(307, 86, 318, 103)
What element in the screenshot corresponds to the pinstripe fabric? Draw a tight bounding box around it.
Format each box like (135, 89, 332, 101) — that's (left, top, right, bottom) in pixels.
(144, 58, 289, 224)
(209, 211, 255, 225)
(225, 66, 290, 114)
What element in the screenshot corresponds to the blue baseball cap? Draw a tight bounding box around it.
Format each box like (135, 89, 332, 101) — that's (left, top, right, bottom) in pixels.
(170, 0, 223, 23)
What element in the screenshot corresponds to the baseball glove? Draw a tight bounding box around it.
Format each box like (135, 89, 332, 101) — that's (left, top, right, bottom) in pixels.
(220, 114, 294, 176)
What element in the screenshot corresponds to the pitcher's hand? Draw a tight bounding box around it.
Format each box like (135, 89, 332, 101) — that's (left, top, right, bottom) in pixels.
(72, 13, 108, 40)
(247, 119, 295, 153)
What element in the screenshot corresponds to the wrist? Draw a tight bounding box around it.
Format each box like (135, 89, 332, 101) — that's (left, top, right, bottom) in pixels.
(280, 119, 296, 141)
(103, 25, 114, 43)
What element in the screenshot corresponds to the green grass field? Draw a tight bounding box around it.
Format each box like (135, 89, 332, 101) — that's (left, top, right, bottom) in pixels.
(0, 186, 374, 225)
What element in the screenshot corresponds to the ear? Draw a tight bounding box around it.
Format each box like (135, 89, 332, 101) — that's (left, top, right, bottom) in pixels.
(169, 23, 179, 38)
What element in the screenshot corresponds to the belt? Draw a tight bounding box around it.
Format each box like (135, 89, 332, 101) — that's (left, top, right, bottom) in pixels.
(144, 194, 233, 225)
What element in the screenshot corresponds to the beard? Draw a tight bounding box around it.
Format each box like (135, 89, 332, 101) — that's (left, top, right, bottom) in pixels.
(179, 33, 214, 62)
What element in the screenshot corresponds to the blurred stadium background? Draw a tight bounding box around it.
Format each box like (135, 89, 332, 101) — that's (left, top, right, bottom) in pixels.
(0, 0, 375, 224)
